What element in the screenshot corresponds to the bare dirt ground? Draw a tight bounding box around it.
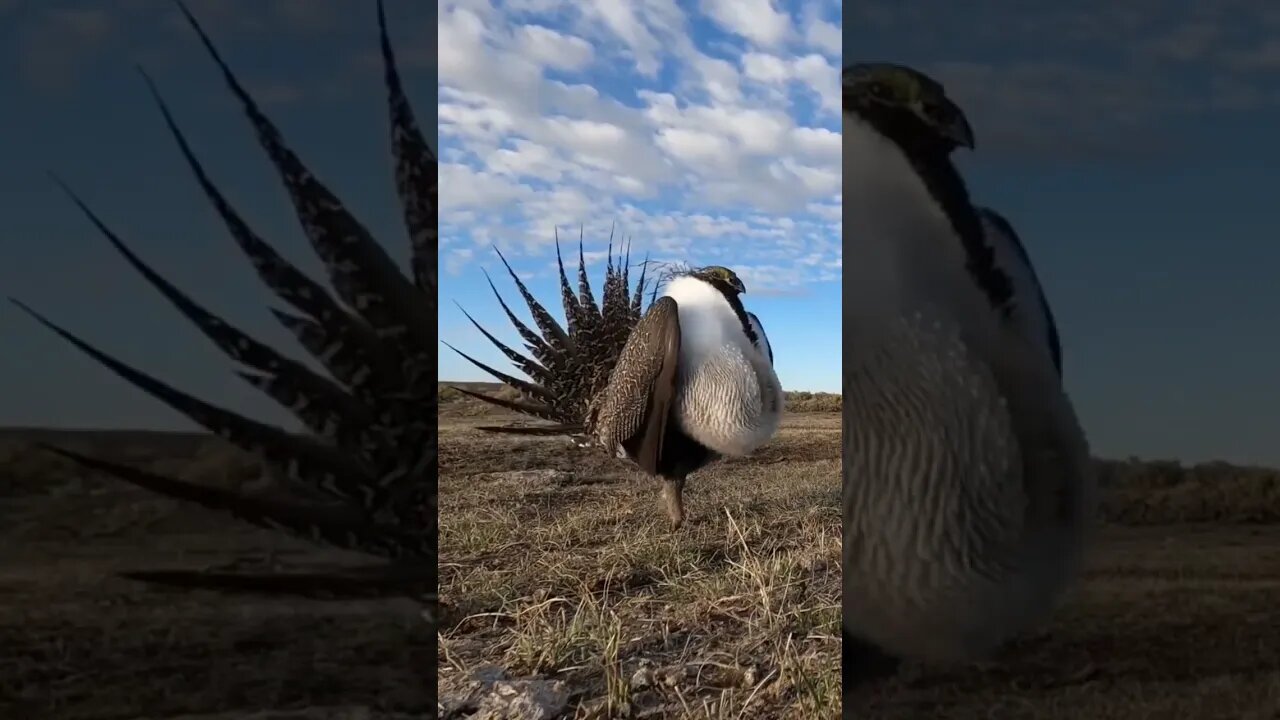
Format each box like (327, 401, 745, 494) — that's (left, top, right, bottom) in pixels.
(0, 430, 431, 720)
(853, 524, 1280, 719)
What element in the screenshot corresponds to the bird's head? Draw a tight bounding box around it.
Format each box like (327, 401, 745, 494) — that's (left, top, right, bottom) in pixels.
(691, 265, 746, 296)
(843, 62, 974, 152)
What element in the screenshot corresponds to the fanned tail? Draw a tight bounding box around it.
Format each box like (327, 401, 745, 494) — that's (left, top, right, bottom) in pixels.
(448, 225, 655, 438)
(13, 0, 436, 617)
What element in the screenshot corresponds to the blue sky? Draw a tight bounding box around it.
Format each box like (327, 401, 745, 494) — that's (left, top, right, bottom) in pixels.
(7, 1, 1280, 469)
(850, 1, 1280, 465)
(0, 0, 434, 431)
(438, 0, 842, 393)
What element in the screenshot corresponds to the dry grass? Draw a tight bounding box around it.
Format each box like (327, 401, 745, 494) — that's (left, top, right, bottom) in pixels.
(10, 388, 1280, 717)
(439, 384, 1280, 718)
(0, 431, 431, 720)
(437, 412, 841, 719)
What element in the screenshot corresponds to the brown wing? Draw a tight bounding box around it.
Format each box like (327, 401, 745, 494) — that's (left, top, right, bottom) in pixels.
(592, 296, 681, 475)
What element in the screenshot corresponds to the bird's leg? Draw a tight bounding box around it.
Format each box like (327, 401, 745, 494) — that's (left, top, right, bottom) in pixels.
(660, 476, 686, 529)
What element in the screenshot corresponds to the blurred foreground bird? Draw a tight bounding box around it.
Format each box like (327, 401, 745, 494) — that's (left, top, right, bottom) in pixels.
(841, 62, 1095, 689)
(449, 254, 783, 529)
(11, 0, 435, 622)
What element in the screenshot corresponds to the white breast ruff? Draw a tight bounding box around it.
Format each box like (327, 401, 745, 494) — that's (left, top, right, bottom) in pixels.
(663, 276, 782, 456)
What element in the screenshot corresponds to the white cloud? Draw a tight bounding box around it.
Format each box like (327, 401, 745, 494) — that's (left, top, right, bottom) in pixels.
(742, 52, 792, 83)
(438, 163, 533, 211)
(701, 0, 793, 48)
(445, 247, 475, 274)
(486, 139, 564, 179)
(516, 24, 595, 71)
(742, 51, 840, 113)
(579, 0, 675, 77)
(801, 9, 840, 56)
(687, 52, 743, 104)
(437, 0, 841, 289)
(656, 127, 735, 165)
(791, 126, 841, 158)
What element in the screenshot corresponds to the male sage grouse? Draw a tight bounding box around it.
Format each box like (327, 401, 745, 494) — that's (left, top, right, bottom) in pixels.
(449, 254, 783, 529)
(841, 62, 1095, 689)
(12, 1, 435, 623)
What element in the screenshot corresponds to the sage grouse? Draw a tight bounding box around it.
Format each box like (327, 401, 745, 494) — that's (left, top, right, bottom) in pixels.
(841, 62, 1095, 688)
(12, 0, 436, 622)
(450, 255, 783, 529)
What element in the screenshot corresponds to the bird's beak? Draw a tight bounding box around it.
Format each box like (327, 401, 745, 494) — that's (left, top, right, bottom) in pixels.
(940, 99, 975, 150)
(734, 279, 747, 294)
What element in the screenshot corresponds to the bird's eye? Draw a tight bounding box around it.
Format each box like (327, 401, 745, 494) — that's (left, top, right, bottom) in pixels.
(867, 82, 891, 99)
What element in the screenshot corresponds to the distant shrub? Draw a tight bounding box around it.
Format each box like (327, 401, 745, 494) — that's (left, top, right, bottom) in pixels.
(784, 391, 842, 413)
(10, 420, 1280, 527)
(1098, 457, 1280, 524)
(442, 383, 844, 414)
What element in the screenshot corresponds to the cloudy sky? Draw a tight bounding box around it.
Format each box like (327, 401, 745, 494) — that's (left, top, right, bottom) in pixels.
(851, 0, 1280, 465)
(6, 0, 1280, 469)
(0, 0, 434, 431)
(437, 0, 842, 392)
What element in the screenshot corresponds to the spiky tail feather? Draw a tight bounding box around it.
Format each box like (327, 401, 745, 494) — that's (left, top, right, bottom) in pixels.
(449, 228, 654, 438)
(12, 0, 436, 619)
